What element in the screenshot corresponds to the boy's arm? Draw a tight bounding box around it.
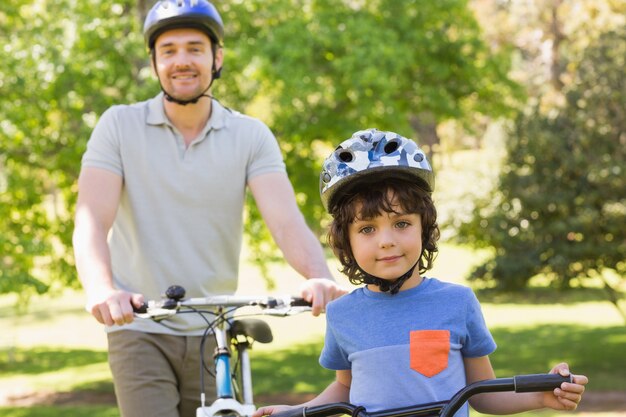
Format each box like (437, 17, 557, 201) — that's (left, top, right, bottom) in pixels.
(303, 370, 352, 406)
(253, 370, 351, 417)
(465, 356, 587, 414)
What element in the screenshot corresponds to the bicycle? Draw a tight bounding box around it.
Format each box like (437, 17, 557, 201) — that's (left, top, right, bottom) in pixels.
(267, 373, 572, 417)
(135, 285, 572, 417)
(134, 284, 313, 417)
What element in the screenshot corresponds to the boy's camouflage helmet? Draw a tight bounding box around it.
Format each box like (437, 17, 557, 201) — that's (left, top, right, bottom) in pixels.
(320, 128, 434, 211)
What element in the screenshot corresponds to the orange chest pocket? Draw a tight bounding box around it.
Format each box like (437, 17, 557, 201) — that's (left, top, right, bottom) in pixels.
(410, 330, 450, 377)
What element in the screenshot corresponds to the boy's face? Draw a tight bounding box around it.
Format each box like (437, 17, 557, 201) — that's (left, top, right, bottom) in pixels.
(348, 197, 423, 292)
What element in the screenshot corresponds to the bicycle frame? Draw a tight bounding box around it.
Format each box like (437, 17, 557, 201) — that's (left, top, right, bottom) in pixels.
(197, 305, 258, 417)
(270, 373, 572, 417)
(135, 286, 311, 417)
(136, 287, 571, 417)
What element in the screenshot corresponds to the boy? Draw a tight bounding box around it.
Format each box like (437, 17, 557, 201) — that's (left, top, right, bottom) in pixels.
(254, 128, 587, 417)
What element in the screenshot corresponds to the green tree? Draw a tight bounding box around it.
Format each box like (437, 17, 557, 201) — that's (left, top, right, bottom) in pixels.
(457, 28, 626, 321)
(0, 0, 155, 300)
(1, 0, 523, 296)
(217, 0, 523, 274)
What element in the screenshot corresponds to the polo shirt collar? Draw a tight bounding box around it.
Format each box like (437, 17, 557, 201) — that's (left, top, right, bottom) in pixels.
(146, 92, 227, 131)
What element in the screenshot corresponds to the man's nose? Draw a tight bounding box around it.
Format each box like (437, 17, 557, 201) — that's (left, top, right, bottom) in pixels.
(172, 51, 192, 67)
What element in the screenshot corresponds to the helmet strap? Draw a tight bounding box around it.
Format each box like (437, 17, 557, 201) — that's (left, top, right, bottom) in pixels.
(163, 82, 212, 106)
(151, 46, 221, 106)
(359, 261, 419, 295)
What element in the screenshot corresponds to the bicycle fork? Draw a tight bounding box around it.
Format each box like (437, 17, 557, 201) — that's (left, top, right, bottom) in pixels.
(197, 322, 256, 417)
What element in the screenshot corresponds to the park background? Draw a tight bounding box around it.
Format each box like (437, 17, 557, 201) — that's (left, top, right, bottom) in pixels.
(1, 0, 624, 416)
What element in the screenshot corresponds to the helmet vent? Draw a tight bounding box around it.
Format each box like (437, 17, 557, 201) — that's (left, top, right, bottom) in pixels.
(337, 150, 354, 163)
(384, 140, 400, 154)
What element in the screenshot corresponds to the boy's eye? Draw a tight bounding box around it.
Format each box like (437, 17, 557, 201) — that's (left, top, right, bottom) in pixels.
(359, 226, 375, 234)
(395, 221, 410, 229)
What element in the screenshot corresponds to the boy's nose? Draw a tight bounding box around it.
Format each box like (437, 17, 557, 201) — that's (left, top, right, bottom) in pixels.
(378, 230, 396, 248)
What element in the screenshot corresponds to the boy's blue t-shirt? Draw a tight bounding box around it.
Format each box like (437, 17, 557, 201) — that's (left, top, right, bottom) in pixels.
(320, 277, 496, 416)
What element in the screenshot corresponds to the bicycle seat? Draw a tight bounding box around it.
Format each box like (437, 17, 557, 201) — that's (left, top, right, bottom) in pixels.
(230, 318, 273, 344)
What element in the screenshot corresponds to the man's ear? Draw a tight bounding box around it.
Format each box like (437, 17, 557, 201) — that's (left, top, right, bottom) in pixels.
(150, 51, 157, 76)
(214, 47, 224, 70)
(212, 47, 224, 79)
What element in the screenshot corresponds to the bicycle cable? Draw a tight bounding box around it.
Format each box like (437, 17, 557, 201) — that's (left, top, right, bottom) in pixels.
(199, 305, 244, 400)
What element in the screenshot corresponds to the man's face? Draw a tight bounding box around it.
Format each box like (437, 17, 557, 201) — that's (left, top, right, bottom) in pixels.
(152, 28, 223, 102)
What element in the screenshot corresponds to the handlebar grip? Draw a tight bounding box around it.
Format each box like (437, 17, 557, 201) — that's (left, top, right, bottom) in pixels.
(271, 407, 306, 417)
(514, 373, 572, 393)
(290, 297, 313, 307)
(132, 302, 148, 314)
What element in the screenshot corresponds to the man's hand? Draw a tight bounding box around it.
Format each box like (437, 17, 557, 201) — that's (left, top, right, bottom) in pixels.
(86, 289, 144, 326)
(300, 278, 348, 316)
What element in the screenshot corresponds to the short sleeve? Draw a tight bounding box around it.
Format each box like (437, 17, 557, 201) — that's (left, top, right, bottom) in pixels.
(319, 314, 351, 370)
(81, 106, 124, 176)
(461, 290, 497, 358)
(245, 122, 286, 180)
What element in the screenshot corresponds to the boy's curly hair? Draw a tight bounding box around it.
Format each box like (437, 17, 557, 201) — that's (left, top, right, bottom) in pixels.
(327, 177, 439, 285)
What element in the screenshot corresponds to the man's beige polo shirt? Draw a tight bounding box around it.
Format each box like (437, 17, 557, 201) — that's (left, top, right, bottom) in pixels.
(82, 93, 285, 334)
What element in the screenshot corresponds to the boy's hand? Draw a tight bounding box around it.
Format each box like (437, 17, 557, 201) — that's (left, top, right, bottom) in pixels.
(253, 404, 295, 417)
(542, 363, 588, 410)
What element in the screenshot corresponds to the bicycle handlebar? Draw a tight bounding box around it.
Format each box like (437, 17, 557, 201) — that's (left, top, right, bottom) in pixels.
(270, 373, 572, 417)
(133, 285, 312, 320)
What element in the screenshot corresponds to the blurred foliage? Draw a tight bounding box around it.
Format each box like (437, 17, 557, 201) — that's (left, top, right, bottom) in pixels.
(456, 28, 626, 319)
(0, 0, 157, 300)
(5, 1, 621, 302)
(1, 0, 522, 296)
(216, 0, 524, 275)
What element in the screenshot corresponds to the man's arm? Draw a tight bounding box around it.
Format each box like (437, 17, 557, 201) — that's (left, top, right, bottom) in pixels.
(72, 167, 142, 325)
(248, 172, 346, 314)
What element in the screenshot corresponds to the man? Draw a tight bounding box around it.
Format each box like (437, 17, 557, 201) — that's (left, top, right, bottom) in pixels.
(72, 1, 345, 416)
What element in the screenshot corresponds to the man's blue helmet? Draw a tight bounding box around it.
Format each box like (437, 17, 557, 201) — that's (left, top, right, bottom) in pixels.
(320, 128, 435, 211)
(143, 0, 224, 49)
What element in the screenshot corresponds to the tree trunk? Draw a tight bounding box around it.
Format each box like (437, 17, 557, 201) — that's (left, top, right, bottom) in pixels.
(549, 0, 565, 91)
(409, 112, 440, 161)
(600, 274, 626, 325)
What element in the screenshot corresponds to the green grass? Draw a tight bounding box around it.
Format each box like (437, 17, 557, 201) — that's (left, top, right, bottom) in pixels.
(1, 242, 624, 416)
(248, 324, 626, 396)
(0, 347, 113, 394)
(0, 406, 119, 417)
(0, 347, 109, 376)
